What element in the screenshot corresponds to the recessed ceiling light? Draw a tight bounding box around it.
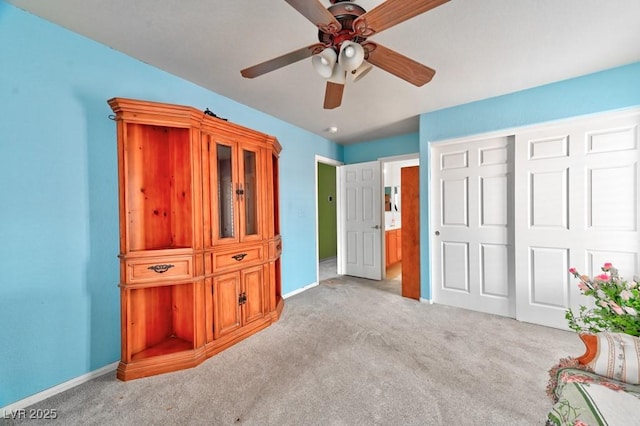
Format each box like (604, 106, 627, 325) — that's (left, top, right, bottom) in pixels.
(326, 126, 338, 134)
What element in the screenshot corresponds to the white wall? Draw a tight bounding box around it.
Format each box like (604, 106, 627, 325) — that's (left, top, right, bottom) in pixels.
(384, 159, 419, 229)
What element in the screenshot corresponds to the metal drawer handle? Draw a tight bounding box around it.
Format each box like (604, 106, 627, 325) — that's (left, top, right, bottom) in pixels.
(147, 264, 175, 273)
(232, 253, 248, 261)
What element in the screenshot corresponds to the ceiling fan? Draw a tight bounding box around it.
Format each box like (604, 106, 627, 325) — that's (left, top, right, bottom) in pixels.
(240, 0, 450, 109)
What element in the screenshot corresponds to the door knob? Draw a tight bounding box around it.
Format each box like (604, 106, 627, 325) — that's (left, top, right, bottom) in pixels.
(371, 225, 380, 229)
(434, 231, 440, 236)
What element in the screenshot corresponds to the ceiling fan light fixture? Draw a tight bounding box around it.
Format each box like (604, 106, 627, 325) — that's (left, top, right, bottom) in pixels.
(243, 0, 448, 108)
(339, 40, 365, 72)
(327, 62, 347, 84)
(351, 61, 373, 82)
(312, 48, 338, 79)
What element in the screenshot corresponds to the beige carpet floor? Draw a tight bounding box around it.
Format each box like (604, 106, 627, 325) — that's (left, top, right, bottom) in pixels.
(5, 274, 583, 425)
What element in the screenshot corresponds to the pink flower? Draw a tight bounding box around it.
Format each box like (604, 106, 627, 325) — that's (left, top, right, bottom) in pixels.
(609, 302, 625, 315)
(595, 273, 610, 282)
(577, 282, 590, 292)
(569, 267, 577, 274)
(600, 300, 610, 308)
(624, 306, 638, 316)
(620, 289, 633, 301)
(574, 420, 589, 426)
(603, 262, 613, 271)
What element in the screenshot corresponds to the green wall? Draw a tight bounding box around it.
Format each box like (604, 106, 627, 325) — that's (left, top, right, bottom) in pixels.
(317, 163, 337, 259)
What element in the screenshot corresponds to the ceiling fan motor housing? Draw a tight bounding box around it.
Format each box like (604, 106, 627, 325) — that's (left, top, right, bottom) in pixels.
(318, 1, 367, 48)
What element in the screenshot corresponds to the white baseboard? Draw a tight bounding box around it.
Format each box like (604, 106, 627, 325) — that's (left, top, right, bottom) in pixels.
(1, 361, 118, 412)
(283, 282, 319, 299)
(3, 287, 426, 410)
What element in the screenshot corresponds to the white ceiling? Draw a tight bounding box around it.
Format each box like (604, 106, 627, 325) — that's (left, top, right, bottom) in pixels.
(8, 0, 640, 144)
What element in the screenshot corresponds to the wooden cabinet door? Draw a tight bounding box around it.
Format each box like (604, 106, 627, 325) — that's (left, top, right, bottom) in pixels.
(205, 135, 264, 246)
(213, 272, 242, 339)
(396, 230, 402, 261)
(385, 231, 391, 267)
(387, 230, 398, 265)
(237, 144, 263, 243)
(213, 266, 266, 339)
(207, 136, 241, 246)
(242, 265, 265, 325)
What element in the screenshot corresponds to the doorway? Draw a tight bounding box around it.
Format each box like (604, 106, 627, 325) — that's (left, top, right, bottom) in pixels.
(381, 156, 420, 284)
(316, 156, 342, 283)
(315, 154, 421, 293)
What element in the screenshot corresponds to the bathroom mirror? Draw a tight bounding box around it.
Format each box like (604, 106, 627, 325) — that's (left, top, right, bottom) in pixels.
(384, 186, 400, 212)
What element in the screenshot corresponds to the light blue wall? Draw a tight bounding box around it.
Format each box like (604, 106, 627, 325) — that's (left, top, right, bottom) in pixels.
(419, 62, 640, 300)
(3, 0, 639, 408)
(343, 132, 419, 164)
(0, 2, 341, 407)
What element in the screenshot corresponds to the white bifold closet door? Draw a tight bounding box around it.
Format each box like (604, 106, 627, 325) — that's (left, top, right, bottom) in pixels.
(514, 111, 640, 329)
(431, 109, 640, 330)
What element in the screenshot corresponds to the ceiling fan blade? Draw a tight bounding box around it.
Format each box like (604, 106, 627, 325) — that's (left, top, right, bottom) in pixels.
(285, 0, 342, 34)
(354, 0, 450, 36)
(241, 43, 325, 78)
(324, 81, 345, 109)
(363, 42, 435, 87)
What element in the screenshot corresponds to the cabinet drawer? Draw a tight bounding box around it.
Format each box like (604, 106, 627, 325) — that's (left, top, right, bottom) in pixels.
(213, 245, 263, 271)
(125, 255, 193, 284)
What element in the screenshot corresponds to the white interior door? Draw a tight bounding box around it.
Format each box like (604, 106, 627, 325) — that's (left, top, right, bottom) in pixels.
(340, 161, 383, 280)
(431, 136, 515, 317)
(515, 111, 640, 329)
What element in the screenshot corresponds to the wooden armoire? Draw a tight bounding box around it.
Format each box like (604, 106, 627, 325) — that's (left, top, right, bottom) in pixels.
(108, 98, 283, 381)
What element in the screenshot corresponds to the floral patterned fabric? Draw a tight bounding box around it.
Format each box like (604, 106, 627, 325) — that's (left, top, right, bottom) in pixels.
(547, 368, 640, 426)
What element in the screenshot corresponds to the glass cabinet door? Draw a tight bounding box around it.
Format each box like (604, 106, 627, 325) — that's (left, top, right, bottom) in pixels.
(212, 141, 261, 243)
(216, 144, 235, 239)
(243, 149, 258, 237)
